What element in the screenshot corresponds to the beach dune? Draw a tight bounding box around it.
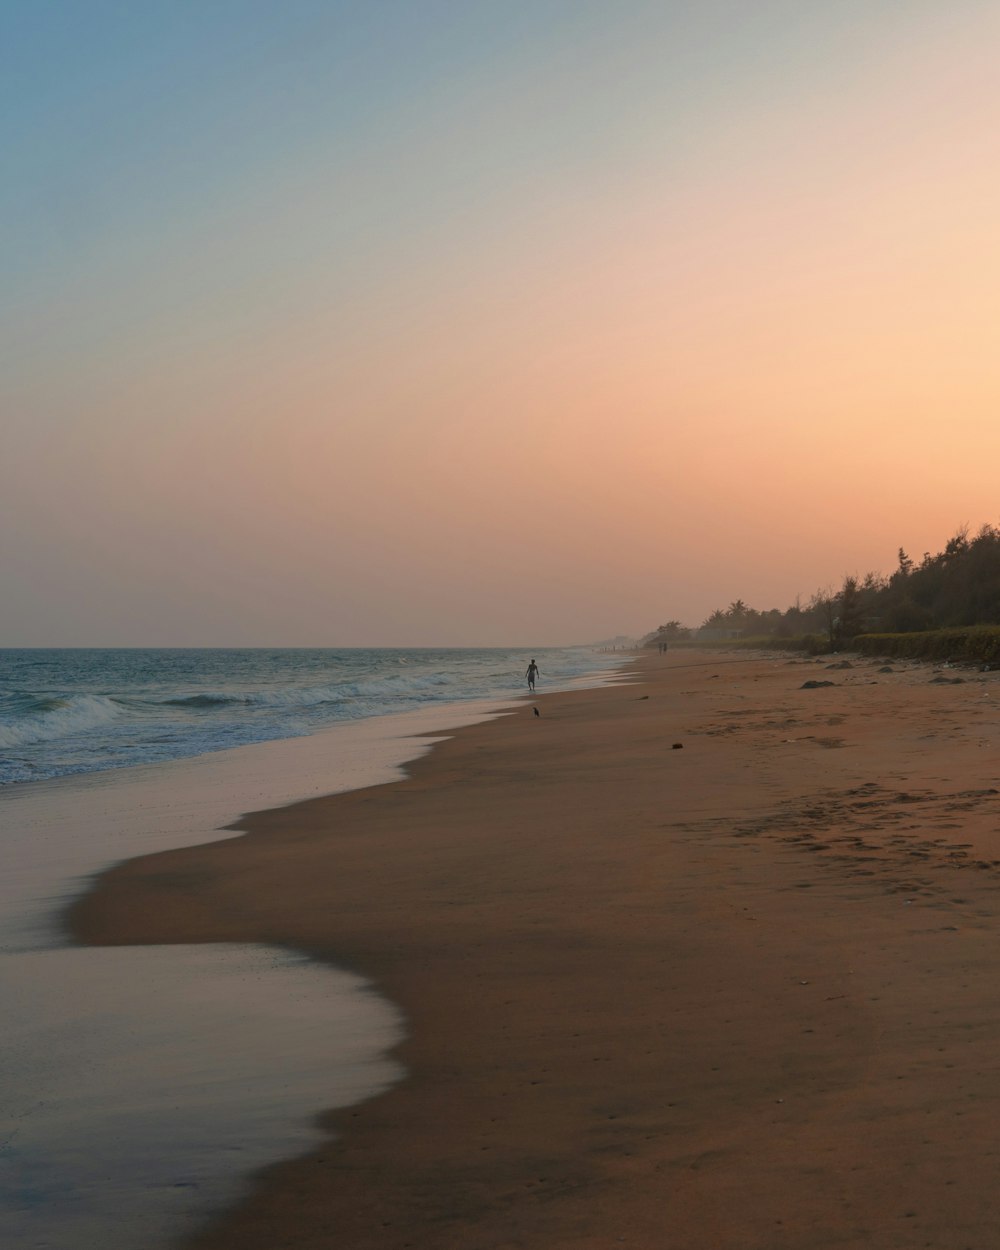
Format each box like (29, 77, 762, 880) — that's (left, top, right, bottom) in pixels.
(71, 653, 1000, 1249)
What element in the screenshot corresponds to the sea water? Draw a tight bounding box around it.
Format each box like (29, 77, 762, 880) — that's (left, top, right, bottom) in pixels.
(0, 646, 630, 1248)
(0, 646, 622, 786)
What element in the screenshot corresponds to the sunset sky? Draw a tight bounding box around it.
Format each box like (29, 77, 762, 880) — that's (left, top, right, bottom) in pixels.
(4, 1, 1000, 646)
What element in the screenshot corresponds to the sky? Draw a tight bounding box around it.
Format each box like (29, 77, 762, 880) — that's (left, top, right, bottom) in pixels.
(3, 0, 1000, 646)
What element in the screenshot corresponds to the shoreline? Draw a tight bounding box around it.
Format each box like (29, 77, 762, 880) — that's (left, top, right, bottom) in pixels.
(71, 650, 1000, 1248)
(0, 703, 509, 1247)
(0, 664, 628, 1249)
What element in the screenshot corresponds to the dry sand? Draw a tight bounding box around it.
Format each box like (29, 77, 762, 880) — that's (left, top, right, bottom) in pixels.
(71, 651, 1000, 1249)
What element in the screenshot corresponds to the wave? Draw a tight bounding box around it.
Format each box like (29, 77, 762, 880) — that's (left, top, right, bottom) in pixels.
(162, 694, 236, 708)
(161, 689, 340, 710)
(159, 673, 464, 713)
(0, 693, 125, 748)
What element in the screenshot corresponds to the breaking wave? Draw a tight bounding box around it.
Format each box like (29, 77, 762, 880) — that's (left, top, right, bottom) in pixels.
(0, 693, 125, 748)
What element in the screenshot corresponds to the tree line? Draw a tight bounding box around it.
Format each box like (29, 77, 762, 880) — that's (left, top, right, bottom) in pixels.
(648, 524, 1000, 648)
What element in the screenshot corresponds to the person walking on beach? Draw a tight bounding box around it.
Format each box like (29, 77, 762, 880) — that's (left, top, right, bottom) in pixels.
(526, 659, 539, 692)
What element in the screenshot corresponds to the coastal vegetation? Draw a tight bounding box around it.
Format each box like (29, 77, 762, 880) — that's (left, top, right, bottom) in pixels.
(646, 524, 1000, 663)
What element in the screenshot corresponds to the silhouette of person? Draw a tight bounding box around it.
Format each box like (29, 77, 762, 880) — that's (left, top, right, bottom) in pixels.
(525, 659, 539, 692)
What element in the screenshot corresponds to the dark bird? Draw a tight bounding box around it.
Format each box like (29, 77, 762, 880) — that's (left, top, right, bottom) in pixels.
(533, 707, 540, 717)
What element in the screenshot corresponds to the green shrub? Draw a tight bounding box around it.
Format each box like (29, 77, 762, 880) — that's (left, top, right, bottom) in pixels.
(854, 627, 1000, 665)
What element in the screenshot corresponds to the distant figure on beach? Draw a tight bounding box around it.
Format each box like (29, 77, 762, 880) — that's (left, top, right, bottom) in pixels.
(526, 659, 539, 692)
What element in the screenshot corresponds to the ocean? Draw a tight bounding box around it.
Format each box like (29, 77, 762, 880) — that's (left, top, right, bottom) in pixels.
(0, 646, 624, 787)
(0, 645, 631, 1248)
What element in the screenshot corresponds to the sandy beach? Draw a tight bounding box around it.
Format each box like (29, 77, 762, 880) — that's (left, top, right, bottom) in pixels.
(70, 650, 1000, 1249)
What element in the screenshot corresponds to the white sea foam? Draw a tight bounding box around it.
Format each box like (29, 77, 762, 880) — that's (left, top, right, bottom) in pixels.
(0, 693, 124, 748)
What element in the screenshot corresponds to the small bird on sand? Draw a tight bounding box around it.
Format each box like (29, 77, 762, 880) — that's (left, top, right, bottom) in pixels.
(533, 707, 540, 717)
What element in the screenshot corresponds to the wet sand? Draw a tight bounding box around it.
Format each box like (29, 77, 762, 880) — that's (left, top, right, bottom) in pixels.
(71, 651, 1000, 1249)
